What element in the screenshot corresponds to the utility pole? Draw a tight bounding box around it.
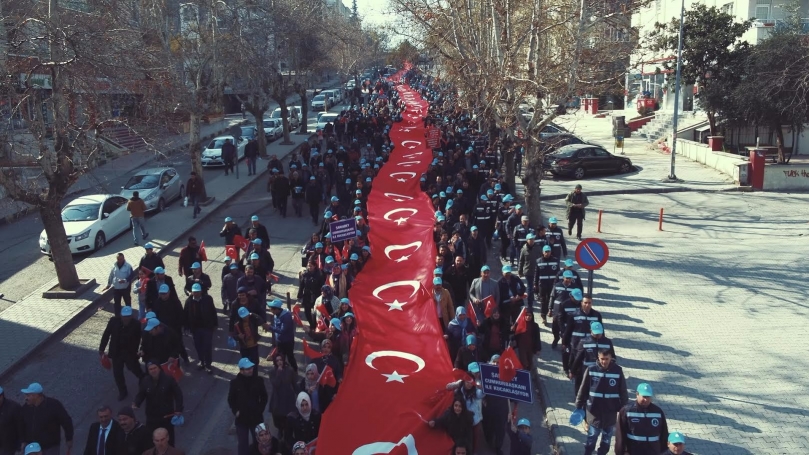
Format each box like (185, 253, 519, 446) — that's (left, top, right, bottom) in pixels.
(667, 0, 685, 181)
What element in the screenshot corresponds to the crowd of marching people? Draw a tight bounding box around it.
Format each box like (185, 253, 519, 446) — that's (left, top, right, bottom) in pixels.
(0, 67, 693, 455)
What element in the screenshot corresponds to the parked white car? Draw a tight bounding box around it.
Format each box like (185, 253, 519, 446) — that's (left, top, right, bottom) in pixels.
(39, 194, 131, 255)
(119, 167, 184, 213)
(270, 107, 300, 130)
(262, 118, 284, 141)
(311, 94, 328, 111)
(201, 135, 247, 167)
(316, 113, 339, 131)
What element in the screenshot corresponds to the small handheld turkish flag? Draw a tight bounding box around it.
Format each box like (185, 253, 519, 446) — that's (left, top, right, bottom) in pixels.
(100, 353, 112, 370)
(140, 266, 153, 276)
(291, 304, 303, 326)
(267, 346, 278, 361)
(499, 346, 523, 383)
(233, 234, 250, 251)
(316, 317, 327, 332)
(319, 365, 337, 387)
(199, 241, 208, 261)
(316, 302, 331, 320)
(466, 301, 479, 327)
(514, 306, 528, 335)
(483, 296, 497, 318)
(225, 245, 238, 261)
(303, 339, 323, 359)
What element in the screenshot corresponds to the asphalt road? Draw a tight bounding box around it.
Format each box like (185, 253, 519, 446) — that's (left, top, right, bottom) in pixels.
(0, 105, 332, 310)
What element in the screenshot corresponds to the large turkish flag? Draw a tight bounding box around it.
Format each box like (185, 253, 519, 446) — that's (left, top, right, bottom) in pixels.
(317, 73, 455, 453)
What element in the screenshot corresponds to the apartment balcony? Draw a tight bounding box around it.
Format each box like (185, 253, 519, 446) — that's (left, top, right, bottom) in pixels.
(742, 18, 809, 44)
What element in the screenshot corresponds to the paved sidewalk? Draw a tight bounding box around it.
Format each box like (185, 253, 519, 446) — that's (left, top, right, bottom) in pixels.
(0, 130, 314, 378)
(531, 192, 809, 455)
(538, 112, 737, 199)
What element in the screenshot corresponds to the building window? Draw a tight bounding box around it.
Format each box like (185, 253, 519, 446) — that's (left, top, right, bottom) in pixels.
(721, 2, 733, 16)
(755, 4, 771, 20)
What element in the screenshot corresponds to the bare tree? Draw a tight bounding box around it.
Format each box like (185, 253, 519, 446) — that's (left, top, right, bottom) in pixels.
(0, 0, 169, 289)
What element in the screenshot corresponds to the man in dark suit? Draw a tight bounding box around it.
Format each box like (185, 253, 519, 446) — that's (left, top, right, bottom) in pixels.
(83, 406, 123, 455)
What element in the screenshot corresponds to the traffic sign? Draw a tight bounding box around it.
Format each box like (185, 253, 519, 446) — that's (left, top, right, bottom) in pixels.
(575, 238, 610, 271)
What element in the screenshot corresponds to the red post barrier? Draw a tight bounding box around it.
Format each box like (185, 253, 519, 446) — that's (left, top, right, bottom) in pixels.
(597, 210, 603, 233)
(658, 208, 664, 231)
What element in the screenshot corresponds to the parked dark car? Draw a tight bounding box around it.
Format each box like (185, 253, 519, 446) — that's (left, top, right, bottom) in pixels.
(546, 144, 633, 179)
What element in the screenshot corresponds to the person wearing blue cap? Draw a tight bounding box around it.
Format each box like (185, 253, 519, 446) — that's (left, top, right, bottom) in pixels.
(183, 281, 218, 373)
(133, 359, 184, 446)
(663, 431, 692, 455)
(562, 295, 603, 384)
(248, 215, 270, 247)
(100, 303, 145, 400)
(498, 264, 527, 324)
(551, 271, 583, 348)
(615, 383, 669, 455)
(183, 261, 212, 298)
(553, 288, 583, 373)
(574, 346, 627, 455)
(443, 373, 485, 451)
(220, 216, 242, 247)
(433, 277, 455, 329)
(471, 193, 495, 247)
(267, 299, 298, 371)
(298, 261, 326, 327)
(233, 304, 267, 368)
(469, 265, 500, 325)
(565, 184, 589, 240)
(545, 216, 568, 258)
(507, 414, 533, 455)
(495, 193, 514, 262)
(454, 334, 480, 374)
(17, 382, 74, 455)
(511, 215, 534, 264)
(518, 233, 544, 316)
(222, 260, 245, 314)
(228, 358, 268, 455)
(290, 169, 306, 218)
(570, 321, 616, 404)
(556, 258, 583, 288)
(306, 175, 322, 225)
(138, 242, 165, 278)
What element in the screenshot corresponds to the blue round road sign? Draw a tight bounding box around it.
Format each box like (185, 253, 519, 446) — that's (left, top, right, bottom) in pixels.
(575, 238, 610, 271)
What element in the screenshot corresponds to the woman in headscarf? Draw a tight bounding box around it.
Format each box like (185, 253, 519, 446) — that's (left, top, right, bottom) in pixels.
(428, 396, 474, 447)
(291, 441, 307, 455)
(297, 363, 336, 413)
(284, 392, 321, 445)
(313, 338, 343, 385)
(330, 297, 352, 320)
(478, 306, 511, 361)
(248, 423, 283, 455)
(445, 306, 476, 361)
(267, 353, 299, 437)
(338, 312, 358, 366)
(307, 318, 343, 361)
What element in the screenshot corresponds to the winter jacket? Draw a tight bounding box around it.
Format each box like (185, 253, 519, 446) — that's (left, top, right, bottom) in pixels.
(183, 295, 218, 331)
(99, 316, 142, 357)
(0, 397, 22, 452)
(228, 373, 269, 427)
(268, 367, 299, 417)
(284, 410, 321, 444)
(18, 396, 74, 449)
(134, 371, 184, 421)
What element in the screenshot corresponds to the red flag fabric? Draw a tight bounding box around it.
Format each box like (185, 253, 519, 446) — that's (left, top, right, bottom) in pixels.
(317, 78, 454, 453)
(514, 306, 528, 335)
(140, 266, 152, 276)
(161, 359, 183, 382)
(466, 301, 479, 327)
(303, 339, 323, 359)
(483, 296, 497, 318)
(292, 304, 303, 326)
(199, 241, 208, 261)
(100, 353, 112, 370)
(305, 439, 318, 454)
(315, 302, 330, 320)
(225, 245, 238, 261)
(233, 234, 250, 251)
(499, 346, 523, 383)
(318, 365, 337, 387)
(316, 317, 327, 332)
(267, 346, 278, 361)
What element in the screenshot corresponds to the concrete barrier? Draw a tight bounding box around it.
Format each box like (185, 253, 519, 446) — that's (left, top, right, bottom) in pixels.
(763, 164, 809, 191)
(676, 138, 748, 184)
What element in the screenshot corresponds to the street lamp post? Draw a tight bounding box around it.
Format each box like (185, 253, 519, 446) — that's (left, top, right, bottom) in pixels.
(667, 0, 686, 181)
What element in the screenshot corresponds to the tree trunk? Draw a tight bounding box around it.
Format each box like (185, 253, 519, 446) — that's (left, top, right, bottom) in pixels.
(522, 144, 544, 227)
(299, 90, 309, 134)
(279, 100, 293, 145)
(41, 202, 80, 289)
(188, 112, 207, 198)
(503, 146, 516, 192)
(774, 123, 786, 164)
(253, 111, 267, 158)
(707, 110, 717, 136)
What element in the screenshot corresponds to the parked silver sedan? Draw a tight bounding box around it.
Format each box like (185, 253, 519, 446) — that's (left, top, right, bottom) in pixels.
(120, 167, 185, 213)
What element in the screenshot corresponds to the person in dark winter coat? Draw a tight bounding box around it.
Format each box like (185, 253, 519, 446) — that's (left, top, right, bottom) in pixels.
(481, 358, 510, 454)
(428, 396, 474, 447)
(297, 262, 325, 327)
(133, 361, 183, 446)
(183, 284, 218, 372)
(511, 310, 541, 380)
(0, 388, 22, 455)
(18, 383, 74, 454)
(454, 334, 480, 373)
(99, 307, 145, 401)
(284, 392, 320, 444)
(507, 416, 533, 455)
(248, 423, 284, 455)
(477, 307, 511, 361)
(116, 407, 152, 455)
(228, 358, 269, 455)
(267, 354, 299, 438)
(220, 218, 243, 246)
(139, 319, 182, 366)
